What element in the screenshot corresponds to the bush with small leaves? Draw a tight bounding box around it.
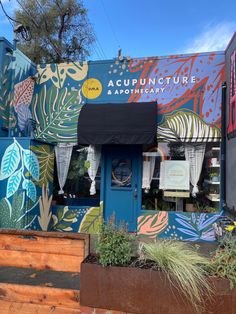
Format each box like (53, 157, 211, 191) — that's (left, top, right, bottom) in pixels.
(96, 217, 134, 267)
(209, 236, 236, 290)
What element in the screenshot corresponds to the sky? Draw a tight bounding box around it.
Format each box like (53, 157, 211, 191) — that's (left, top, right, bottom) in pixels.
(0, 0, 236, 60)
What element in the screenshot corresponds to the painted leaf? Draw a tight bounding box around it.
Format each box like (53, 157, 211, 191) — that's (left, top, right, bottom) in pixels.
(11, 192, 26, 229)
(192, 213, 197, 224)
(177, 227, 199, 237)
(157, 111, 221, 142)
(137, 211, 168, 238)
(32, 84, 82, 142)
(198, 213, 221, 231)
(38, 185, 52, 231)
(37, 62, 88, 88)
(57, 207, 65, 221)
(52, 206, 78, 232)
(24, 215, 37, 230)
(22, 179, 37, 202)
(23, 149, 40, 181)
(182, 236, 199, 242)
(175, 218, 196, 231)
(0, 197, 12, 220)
(17, 104, 33, 131)
(175, 213, 191, 221)
(0, 141, 20, 180)
(198, 213, 206, 227)
(7, 169, 22, 198)
(31, 145, 54, 187)
(13, 77, 35, 110)
(12, 191, 25, 212)
(0, 62, 11, 126)
(79, 202, 103, 233)
(65, 62, 88, 81)
(200, 228, 215, 241)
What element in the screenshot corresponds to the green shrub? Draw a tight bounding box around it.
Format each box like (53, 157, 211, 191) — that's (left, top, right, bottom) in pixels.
(209, 237, 236, 289)
(139, 240, 212, 313)
(96, 217, 134, 267)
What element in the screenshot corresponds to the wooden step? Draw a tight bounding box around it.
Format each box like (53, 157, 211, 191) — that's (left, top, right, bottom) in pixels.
(0, 267, 81, 314)
(0, 300, 81, 314)
(0, 250, 84, 272)
(0, 229, 89, 272)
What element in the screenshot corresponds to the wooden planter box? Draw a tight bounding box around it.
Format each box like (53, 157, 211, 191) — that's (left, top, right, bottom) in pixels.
(80, 261, 236, 314)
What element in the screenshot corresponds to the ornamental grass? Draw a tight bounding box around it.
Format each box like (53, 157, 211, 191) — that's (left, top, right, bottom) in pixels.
(140, 240, 213, 313)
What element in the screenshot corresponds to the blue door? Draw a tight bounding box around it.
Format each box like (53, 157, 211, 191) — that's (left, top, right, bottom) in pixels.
(103, 145, 142, 232)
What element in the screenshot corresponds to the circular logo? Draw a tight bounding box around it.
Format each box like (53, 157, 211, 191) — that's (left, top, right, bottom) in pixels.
(82, 78, 102, 99)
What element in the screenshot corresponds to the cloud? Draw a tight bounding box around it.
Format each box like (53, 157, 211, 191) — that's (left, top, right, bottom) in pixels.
(183, 22, 236, 53)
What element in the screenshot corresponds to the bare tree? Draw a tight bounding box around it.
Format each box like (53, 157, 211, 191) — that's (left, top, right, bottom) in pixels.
(15, 0, 95, 63)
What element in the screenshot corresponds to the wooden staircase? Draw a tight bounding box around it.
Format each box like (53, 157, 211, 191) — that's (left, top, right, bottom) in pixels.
(0, 229, 89, 313)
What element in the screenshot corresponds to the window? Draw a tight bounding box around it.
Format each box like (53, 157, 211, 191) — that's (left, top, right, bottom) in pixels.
(111, 158, 132, 187)
(142, 142, 220, 213)
(53, 146, 100, 206)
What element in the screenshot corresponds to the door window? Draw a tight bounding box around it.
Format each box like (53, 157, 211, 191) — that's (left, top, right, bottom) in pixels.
(111, 158, 132, 187)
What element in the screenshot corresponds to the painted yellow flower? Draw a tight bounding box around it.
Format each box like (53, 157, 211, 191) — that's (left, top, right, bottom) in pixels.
(225, 221, 236, 232)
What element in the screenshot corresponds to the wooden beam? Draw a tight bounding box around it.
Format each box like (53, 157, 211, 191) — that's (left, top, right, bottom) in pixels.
(164, 191, 190, 198)
(0, 229, 89, 242)
(0, 300, 81, 314)
(0, 234, 85, 256)
(0, 283, 80, 309)
(0, 250, 83, 272)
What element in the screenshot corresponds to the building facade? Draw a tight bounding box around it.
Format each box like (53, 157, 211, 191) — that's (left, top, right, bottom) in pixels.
(0, 33, 235, 241)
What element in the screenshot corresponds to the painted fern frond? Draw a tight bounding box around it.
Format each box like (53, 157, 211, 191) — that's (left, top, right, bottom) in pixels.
(32, 85, 82, 142)
(157, 111, 221, 142)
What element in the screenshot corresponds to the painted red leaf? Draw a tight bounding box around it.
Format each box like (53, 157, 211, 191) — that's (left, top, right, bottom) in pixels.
(13, 77, 35, 111)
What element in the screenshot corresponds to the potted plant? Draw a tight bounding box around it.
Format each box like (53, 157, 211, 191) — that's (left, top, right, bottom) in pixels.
(185, 202, 196, 212)
(209, 172, 219, 182)
(205, 206, 218, 213)
(80, 219, 236, 314)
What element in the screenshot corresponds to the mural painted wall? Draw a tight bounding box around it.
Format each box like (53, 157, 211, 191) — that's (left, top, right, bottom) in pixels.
(0, 138, 54, 230)
(226, 32, 236, 212)
(227, 48, 236, 138)
(33, 52, 225, 143)
(48, 202, 103, 233)
(28, 202, 220, 241)
(0, 38, 12, 136)
(0, 37, 36, 139)
(137, 210, 222, 242)
(10, 50, 36, 138)
(0, 40, 226, 239)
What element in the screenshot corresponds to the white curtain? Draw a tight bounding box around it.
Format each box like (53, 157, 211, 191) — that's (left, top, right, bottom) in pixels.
(87, 145, 101, 195)
(185, 144, 206, 197)
(55, 143, 74, 194)
(142, 156, 156, 191)
(159, 161, 165, 190)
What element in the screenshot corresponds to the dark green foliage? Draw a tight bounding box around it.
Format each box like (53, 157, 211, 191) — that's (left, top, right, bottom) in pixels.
(67, 149, 89, 179)
(0, 192, 26, 229)
(51, 206, 78, 231)
(15, 0, 95, 63)
(209, 236, 236, 289)
(0, 62, 12, 129)
(96, 217, 134, 267)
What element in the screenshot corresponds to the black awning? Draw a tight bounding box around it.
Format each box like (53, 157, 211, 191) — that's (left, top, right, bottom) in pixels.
(77, 102, 157, 145)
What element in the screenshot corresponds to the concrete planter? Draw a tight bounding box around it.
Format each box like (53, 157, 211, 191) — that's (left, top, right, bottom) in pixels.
(80, 261, 236, 314)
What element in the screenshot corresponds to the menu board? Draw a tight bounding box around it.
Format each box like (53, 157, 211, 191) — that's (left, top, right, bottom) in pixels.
(159, 160, 190, 191)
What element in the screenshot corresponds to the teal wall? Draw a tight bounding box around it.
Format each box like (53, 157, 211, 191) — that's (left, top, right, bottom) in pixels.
(0, 37, 13, 136)
(0, 138, 54, 230)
